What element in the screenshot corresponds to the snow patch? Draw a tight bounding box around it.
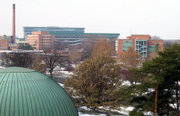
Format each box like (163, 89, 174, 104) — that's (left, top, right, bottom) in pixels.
(79, 106, 92, 111)
(60, 71, 73, 75)
(58, 83, 64, 88)
(98, 106, 134, 116)
(78, 112, 106, 116)
(120, 106, 134, 111)
(121, 81, 131, 86)
(144, 111, 153, 116)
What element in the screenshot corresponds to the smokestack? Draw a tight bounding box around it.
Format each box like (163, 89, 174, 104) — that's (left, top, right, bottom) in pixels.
(12, 4, 16, 43)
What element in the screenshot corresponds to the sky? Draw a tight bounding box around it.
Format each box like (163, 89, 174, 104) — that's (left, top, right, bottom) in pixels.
(0, 0, 180, 40)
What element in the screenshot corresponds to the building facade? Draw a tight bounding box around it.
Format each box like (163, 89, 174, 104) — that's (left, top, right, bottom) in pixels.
(27, 31, 54, 50)
(24, 27, 120, 47)
(116, 35, 163, 59)
(24, 27, 84, 39)
(0, 39, 8, 50)
(24, 27, 84, 47)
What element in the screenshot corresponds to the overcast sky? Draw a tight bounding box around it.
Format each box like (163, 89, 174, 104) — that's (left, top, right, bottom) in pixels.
(0, 0, 180, 40)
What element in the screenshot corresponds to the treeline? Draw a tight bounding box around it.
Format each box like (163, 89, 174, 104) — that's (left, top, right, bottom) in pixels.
(1, 38, 180, 115)
(0, 48, 71, 78)
(64, 39, 180, 116)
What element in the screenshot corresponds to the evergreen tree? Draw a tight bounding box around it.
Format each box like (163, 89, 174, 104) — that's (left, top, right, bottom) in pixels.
(2, 52, 35, 68)
(131, 44, 180, 115)
(18, 43, 34, 50)
(157, 44, 180, 115)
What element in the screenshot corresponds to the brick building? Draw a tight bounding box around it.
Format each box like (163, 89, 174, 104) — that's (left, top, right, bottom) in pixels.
(27, 31, 54, 50)
(0, 39, 9, 50)
(116, 35, 163, 59)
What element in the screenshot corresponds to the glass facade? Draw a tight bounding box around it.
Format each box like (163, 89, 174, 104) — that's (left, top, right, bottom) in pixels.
(24, 27, 85, 39)
(135, 40, 147, 58)
(148, 45, 155, 53)
(123, 40, 133, 51)
(24, 27, 120, 47)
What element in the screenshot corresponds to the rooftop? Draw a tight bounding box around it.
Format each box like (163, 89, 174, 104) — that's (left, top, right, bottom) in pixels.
(0, 67, 78, 116)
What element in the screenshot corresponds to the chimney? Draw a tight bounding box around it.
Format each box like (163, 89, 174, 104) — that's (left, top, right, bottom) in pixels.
(12, 4, 16, 43)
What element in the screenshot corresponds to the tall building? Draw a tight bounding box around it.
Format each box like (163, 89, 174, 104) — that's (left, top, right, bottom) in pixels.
(24, 27, 84, 39)
(27, 31, 54, 50)
(24, 26, 120, 47)
(116, 35, 163, 59)
(24, 27, 84, 47)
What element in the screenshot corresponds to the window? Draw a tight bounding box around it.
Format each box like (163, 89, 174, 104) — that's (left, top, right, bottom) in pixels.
(144, 41, 147, 45)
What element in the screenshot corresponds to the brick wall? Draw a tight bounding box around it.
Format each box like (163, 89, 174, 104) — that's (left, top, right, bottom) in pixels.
(0, 39, 8, 50)
(116, 35, 164, 59)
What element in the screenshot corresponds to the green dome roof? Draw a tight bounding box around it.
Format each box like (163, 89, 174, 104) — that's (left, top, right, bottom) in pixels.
(0, 67, 78, 116)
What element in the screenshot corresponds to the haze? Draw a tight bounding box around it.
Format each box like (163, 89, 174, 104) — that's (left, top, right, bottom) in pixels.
(0, 0, 180, 40)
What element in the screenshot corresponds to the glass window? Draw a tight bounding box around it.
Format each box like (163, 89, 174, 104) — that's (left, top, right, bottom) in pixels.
(139, 41, 143, 45)
(144, 41, 147, 45)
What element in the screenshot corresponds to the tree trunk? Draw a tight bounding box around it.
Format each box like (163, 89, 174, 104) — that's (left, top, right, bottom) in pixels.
(167, 87, 171, 116)
(50, 72, 53, 78)
(176, 81, 179, 116)
(167, 88, 169, 116)
(154, 81, 159, 116)
(167, 101, 169, 116)
(50, 69, 53, 78)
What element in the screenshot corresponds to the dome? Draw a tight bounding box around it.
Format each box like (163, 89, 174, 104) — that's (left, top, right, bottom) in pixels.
(0, 67, 78, 116)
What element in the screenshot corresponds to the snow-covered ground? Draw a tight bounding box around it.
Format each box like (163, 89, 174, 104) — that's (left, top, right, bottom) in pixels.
(78, 112, 106, 116)
(52, 65, 73, 78)
(98, 106, 133, 116)
(121, 81, 131, 86)
(59, 83, 134, 116)
(78, 106, 109, 116)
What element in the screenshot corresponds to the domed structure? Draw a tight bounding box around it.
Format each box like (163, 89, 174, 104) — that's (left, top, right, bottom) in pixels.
(0, 67, 78, 116)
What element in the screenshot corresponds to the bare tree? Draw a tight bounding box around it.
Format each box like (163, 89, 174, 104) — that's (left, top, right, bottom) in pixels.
(42, 48, 70, 78)
(119, 47, 140, 68)
(81, 38, 94, 59)
(69, 51, 82, 64)
(91, 38, 114, 58)
(31, 54, 47, 73)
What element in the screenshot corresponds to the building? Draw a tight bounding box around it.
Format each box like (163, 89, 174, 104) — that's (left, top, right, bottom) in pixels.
(27, 31, 54, 50)
(24, 27, 84, 47)
(16, 39, 28, 46)
(8, 43, 18, 50)
(24, 26, 120, 47)
(116, 35, 163, 59)
(0, 35, 13, 43)
(0, 39, 8, 50)
(24, 27, 84, 39)
(0, 67, 78, 116)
